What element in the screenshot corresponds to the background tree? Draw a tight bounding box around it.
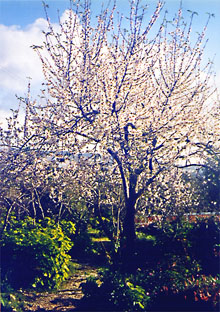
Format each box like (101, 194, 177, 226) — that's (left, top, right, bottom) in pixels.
(0, 0, 218, 261)
(182, 151, 220, 213)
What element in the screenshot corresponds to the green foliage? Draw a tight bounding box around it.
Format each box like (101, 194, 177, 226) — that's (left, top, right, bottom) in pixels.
(186, 218, 220, 275)
(136, 232, 157, 243)
(82, 218, 220, 311)
(67, 214, 96, 260)
(1, 217, 75, 290)
(1, 283, 25, 312)
(136, 255, 201, 298)
(137, 217, 220, 270)
(69, 213, 115, 264)
(82, 265, 219, 311)
(81, 270, 150, 311)
(135, 218, 220, 310)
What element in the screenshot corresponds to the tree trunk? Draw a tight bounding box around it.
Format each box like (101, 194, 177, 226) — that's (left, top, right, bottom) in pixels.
(121, 196, 137, 271)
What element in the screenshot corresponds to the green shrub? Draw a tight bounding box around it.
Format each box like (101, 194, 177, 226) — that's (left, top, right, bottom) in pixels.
(137, 218, 220, 275)
(134, 218, 220, 310)
(64, 210, 95, 259)
(68, 213, 115, 264)
(81, 218, 220, 311)
(1, 217, 75, 290)
(187, 218, 220, 275)
(1, 283, 25, 312)
(81, 269, 150, 311)
(81, 262, 219, 311)
(145, 271, 220, 311)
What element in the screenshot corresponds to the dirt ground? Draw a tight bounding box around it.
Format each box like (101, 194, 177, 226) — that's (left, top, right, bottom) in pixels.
(21, 263, 98, 312)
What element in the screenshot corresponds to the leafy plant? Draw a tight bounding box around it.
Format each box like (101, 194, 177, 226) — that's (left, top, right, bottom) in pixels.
(1, 217, 75, 290)
(1, 283, 25, 312)
(81, 269, 150, 311)
(81, 218, 220, 311)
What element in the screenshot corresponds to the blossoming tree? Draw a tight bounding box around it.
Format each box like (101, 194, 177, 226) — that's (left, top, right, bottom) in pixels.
(0, 0, 218, 257)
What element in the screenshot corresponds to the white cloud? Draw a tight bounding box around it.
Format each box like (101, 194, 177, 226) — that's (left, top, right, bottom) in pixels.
(0, 10, 81, 128)
(0, 109, 11, 129)
(0, 17, 52, 128)
(0, 20, 45, 110)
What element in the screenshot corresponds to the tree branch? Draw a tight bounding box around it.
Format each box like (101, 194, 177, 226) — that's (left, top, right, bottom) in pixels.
(107, 148, 128, 201)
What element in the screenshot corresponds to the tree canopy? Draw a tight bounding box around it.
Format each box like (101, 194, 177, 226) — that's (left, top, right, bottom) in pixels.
(0, 0, 219, 253)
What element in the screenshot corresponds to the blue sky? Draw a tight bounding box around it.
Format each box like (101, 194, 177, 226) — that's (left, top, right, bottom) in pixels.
(0, 0, 219, 125)
(0, 0, 220, 27)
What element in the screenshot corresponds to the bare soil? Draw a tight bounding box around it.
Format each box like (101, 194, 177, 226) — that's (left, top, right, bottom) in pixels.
(21, 263, 99, 312)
